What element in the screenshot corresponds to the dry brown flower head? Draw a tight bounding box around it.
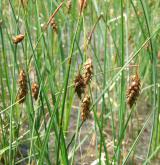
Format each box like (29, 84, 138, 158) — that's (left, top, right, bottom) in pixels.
(126, 73, 141, 108)
(12, 34, 25, 44)
(17, 69, 28, 103)
(50, 18, 58, 33)
(81, 95, 90, 121)
(83, 58, 93, 85)
(74, 73, 85, 99)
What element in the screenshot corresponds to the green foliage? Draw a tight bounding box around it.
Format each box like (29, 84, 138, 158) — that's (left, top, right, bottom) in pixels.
(0, 0, 160, 164)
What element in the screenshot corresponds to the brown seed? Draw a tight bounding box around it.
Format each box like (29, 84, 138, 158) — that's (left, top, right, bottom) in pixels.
(126, 73, 141, 108)
(32, 83, 39, 100)
(12, 34, 25, 44)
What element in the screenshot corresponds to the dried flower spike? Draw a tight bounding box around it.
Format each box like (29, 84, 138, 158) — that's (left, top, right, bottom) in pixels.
(79, 0, 87, 13)
(83, 58, 93, 85)
(50, 18, 58, 33)
(12, 34, 25, 44)
(126, 73, 141, 108)
(74, 73, 85, 99)
(32, 83, 39, 100)
(81, 95, 90, 121)
(17, 69, 28, 103)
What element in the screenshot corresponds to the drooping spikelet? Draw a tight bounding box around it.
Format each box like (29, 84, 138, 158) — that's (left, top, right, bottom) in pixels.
(81, 95, 90, 121)
(126, 73, 141, 108)
(17, 69, 28, 103)
(50, 18, 58, 33)
(12, 34, 25, 44)
(74, 73, 85, 99)
(78, 0, 87, 13)
(67, 0, 72, 13)
(32, 83, 39, 100)
(83, 58, 93, 85)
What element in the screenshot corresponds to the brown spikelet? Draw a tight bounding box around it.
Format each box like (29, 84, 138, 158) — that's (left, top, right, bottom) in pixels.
(17, 69, 28, 104)
(81, 95, 90, 121)
(50, 18, 58, 33)
(126, 73, 141, 108)
(32, 83, 39, 100)
(83, 58, 93, 85)
(12, 34, 25, 44)
(74, 73, 85, 99)
(79, 0, 87, 13)
(67, 0, 72, 13)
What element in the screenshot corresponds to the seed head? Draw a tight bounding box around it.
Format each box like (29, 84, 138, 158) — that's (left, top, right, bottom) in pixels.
(50, 18, 58, 33)
(81, 95, 90, 121)
(74, 73, 85, 99)
(17, 69, 28, 104)
(83, 58, 93, 85)
(126, 74, 141, 108)
(12, 34, 25, 44)
(32, 83, 39, 100)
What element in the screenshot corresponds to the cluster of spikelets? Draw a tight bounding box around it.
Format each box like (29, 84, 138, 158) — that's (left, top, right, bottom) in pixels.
(17, 69, 39, 104)
(67, 0, 87, 14)
(75, 61, 140, 120)
(74, 58, 93, 121)
(126, 73, 141, 108)
(49, 0, 88, 32)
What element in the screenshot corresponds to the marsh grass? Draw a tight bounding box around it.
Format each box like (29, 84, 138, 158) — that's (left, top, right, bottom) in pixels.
(0, 0, 160, 164)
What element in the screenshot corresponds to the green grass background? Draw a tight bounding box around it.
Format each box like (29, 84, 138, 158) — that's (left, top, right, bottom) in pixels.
(0, 0, 160, 164)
